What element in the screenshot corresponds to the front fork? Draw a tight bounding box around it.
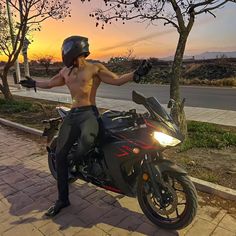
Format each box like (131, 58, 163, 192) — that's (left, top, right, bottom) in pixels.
(142, 153, 166, 207)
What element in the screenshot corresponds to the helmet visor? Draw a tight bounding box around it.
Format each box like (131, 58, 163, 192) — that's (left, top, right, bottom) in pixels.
(62, 41, 74, 55)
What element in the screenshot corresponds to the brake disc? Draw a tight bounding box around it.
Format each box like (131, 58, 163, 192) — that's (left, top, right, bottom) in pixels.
(147, 183, 178, 215)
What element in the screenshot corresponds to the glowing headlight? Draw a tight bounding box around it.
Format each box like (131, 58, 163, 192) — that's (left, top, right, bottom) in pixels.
(153, 131, 181, 147)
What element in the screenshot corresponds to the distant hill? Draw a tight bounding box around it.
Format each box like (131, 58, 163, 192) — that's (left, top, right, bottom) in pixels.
(194, 51, 236, 60)
(161, 51, 236, 61)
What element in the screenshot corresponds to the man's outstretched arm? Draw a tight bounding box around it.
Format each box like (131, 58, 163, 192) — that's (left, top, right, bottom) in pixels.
(96, 60, 152, 86)
(36, 73, 65, 89)
(19, 70, 65, 90)
(96, 63, 134, 86)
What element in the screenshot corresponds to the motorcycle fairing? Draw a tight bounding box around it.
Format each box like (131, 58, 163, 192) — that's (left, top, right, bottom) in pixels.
(102, 139, 144, 197)
(100, 112, 163, 196)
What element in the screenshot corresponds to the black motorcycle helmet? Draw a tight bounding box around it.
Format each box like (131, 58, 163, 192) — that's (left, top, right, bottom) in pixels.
(62, 36, 90, 68)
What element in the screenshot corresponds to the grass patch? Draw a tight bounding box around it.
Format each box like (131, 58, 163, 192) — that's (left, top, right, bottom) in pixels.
(180, 121, 236, 151)
(197, 170, 220, 183)
(0, 98, 40, 113)
(0, 95, 66, 130)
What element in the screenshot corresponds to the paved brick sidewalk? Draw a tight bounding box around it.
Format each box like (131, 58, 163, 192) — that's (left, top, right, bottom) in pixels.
(0, 124, 236, 236)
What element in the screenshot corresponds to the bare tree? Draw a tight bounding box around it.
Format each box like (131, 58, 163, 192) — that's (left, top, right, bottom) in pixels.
(124, 48, 135, 60)
(0, 6, 11, 57)
(37, 55, 54, 75)
(0, 0, 71, 100)
(82, 0, 235, 135)
(109, 48, 135, 63)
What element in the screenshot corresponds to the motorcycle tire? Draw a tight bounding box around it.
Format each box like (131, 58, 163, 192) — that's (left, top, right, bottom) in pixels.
(137, 172, 198, 230)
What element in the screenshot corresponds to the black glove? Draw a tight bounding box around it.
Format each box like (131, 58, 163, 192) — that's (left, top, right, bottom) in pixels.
(133, 60, 152, 83)
(19, 76, 37, 92)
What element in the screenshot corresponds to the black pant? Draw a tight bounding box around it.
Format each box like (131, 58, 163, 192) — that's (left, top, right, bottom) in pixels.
(55, 105, 99, 202)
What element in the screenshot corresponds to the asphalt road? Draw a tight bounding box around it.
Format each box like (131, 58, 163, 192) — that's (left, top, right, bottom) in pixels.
(39, 83, 236, 111)
(9, 76, 236, 110)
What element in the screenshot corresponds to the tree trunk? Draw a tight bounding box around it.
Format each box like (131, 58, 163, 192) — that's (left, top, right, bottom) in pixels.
(1, 84, 13, 100)
(0, 68, 13, 100)
(170, 32, 188, 137)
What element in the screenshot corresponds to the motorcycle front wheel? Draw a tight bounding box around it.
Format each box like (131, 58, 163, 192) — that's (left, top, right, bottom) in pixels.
(137, 172, 198, 230)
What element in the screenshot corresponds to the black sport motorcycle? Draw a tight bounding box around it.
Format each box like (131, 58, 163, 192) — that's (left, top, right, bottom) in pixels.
(43, 90, 197, 230)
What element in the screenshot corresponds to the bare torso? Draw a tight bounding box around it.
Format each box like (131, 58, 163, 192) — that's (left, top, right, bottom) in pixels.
(36, 60, 133, 107)
(60, 63, 100, 108)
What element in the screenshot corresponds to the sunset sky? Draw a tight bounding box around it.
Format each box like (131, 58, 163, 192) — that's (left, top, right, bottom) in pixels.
(1, 0, 236, 62)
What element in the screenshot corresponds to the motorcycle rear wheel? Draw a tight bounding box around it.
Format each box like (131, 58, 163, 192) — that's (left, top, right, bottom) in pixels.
(137, 172, 198, 230)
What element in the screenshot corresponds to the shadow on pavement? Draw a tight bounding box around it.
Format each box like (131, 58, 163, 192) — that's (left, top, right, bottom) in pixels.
(0, 164, 178, 235)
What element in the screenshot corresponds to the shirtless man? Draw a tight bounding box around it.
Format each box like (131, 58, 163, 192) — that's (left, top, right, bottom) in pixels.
(19, 36, 152, 217)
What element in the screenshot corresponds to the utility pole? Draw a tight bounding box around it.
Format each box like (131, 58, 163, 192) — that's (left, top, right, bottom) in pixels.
(22, 38, 30, 77)
(6, 0, 21, 88)
(19, 0, 30, 78)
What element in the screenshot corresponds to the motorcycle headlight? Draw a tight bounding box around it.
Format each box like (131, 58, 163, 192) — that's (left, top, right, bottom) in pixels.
(153, 131, 181, 147)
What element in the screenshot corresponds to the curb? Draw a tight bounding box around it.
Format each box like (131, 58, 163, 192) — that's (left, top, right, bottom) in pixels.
(0, 118, 43, 136)
(190, 177, 236, 201)
(0, 117, 235, 201)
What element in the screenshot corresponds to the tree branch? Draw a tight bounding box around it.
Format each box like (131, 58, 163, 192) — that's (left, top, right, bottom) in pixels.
(0, 42, 11, 56)
(0, 0, 71, 71)
(169, 0, 186, 30)
(8, 0, 20, 12)
(195, 0, 228, 15)
(189, 0, 215, 12)
(186, 12, 195, 33)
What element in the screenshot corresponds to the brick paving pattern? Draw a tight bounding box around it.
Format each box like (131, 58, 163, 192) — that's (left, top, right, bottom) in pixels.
(0, 124, 235, 236)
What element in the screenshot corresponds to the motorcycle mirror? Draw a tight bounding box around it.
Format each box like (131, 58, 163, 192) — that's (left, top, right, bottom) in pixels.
(168, 99, 176, 109)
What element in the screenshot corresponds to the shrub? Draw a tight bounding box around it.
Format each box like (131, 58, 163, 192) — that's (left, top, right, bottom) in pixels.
(222, 77, 236, 86)
(180, 77, 236, 86)
(211, 80, 223, 86)
(185, 63, 236, 80)
(191, 78, 201, 85)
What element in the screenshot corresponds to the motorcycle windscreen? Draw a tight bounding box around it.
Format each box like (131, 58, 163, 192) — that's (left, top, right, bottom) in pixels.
(146, 97, 180, 132)
(146, 97, 171, 121)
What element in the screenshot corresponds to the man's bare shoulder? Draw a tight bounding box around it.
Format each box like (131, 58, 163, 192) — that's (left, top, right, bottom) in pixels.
(93, 62, 108, 71)
(59, 67, 70, 77)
